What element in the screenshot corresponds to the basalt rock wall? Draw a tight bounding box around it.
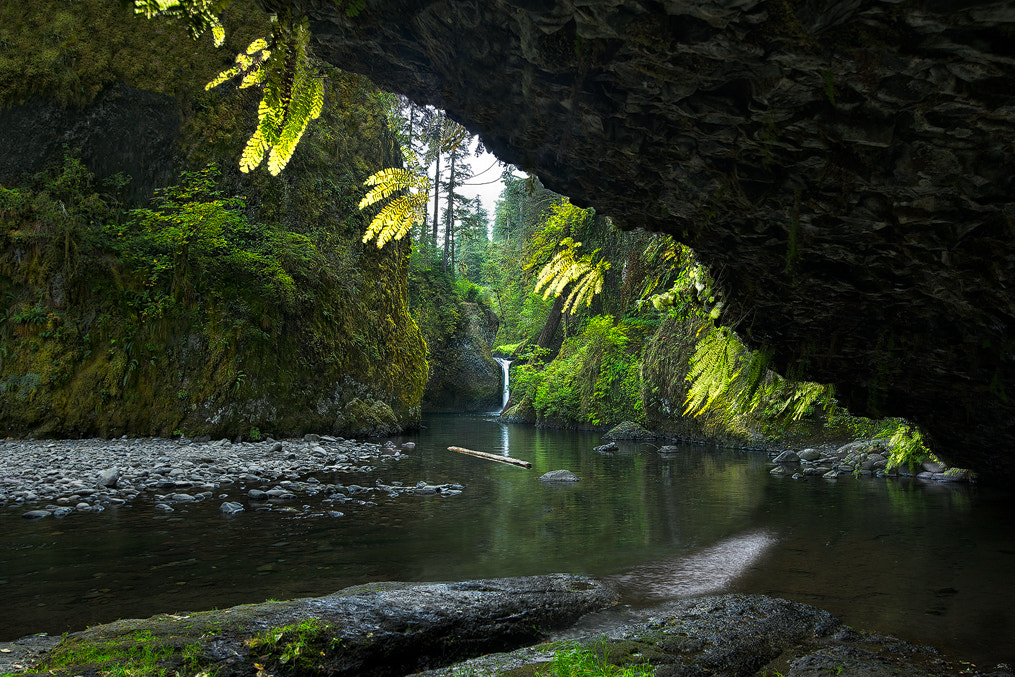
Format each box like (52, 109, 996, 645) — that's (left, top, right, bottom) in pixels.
(293, 0, 1015, 476)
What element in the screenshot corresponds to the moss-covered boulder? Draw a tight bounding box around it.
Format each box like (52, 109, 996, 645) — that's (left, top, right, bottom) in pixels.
(9, 576, 617, 677)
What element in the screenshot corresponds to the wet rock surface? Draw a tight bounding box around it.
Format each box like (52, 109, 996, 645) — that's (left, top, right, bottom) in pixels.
(5, 575, 618, 677)
(0, 436, 438, 517)
(301, 0, 1015, 478)
(416, 594, 1013, 677)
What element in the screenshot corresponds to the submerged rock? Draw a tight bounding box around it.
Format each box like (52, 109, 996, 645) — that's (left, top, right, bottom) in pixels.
(539, 470, 580, 483)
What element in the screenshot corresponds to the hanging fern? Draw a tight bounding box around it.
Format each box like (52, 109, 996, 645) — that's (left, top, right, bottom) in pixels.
(684, 326, 741, 417)
(359, 165, 432, 247)
(684, 324, 829, 424)
(534, 237, 611, 315)
(134, 0, 229, 45)
(207, 15, 323, 176)
(138, 1, 323, 176)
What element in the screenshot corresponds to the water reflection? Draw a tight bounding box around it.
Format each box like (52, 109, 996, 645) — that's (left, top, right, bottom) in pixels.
(2, 415, 1014, 667)
(610, 530, 777, 603)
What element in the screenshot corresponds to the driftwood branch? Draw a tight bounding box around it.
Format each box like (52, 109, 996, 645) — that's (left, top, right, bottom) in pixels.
(448, 446, 532, 469)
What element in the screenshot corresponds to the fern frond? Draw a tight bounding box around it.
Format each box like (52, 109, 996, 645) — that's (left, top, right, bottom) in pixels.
(361, 190, 429, 247)
(134, 0, 228, 44)
(684, 327, 740, 417)
(534, 238, 610, 314)
(359, 168, 427, 209)
(359, 167, 431, 247)
(239, 127, 267, 174)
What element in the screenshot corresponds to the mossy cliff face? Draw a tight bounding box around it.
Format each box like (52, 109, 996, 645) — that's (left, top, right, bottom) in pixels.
(301, 0, 1015, 476)
(423, 301, 501, 412)
(0, 1, 427, 438)
(409, 266, 501, 412)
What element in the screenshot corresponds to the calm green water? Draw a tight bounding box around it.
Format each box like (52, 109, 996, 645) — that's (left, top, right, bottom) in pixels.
(2, 414, 1014, 666)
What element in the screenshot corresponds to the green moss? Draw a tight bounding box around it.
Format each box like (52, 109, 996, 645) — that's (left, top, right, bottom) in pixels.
(248, 619, 341, 676)
(27, 630, 205, 677)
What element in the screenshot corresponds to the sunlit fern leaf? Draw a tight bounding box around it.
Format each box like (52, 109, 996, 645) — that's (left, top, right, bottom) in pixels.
(359, 167, 432, 247)
(684, 326, 741, 417)
(239, 128, 267, 173)
(534, 238, 610, 314)
(202, 15, 322, 176)
(133, 0, 228, 45)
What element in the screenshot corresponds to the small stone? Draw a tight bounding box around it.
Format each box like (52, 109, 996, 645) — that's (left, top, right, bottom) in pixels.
(247, 489, 268, 500)
(304, 433, 320, 442)
(656, 445, 680, 454)
(594, 442, 618, 453)
(539, 470, 580, 482)
(52, 507, 74, 518)
(797, 449, 822, 461)
(153, 503, 174, 512)
(22, 510, 51, 519)
(773, 450, 800, 463)
(770, 465, 793, 477)
(75, 502, 92, 511)
(266, 489, 296, 500)
(923, 460, 947, 473)
(401, 442, 416, 450)
(220, 501, 244, 514)
(326, 511, 345, 518)
(171, 493, 196, 502)
(269, 442, 283, 453)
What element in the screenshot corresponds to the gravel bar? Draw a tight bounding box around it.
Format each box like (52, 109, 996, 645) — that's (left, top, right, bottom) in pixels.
(0, 434, 452, 520)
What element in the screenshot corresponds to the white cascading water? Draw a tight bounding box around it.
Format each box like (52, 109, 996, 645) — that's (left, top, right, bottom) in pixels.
(494, 357, 512, 410)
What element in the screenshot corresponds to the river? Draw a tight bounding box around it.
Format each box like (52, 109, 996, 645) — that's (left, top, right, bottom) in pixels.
(2, 413, 1014, 666)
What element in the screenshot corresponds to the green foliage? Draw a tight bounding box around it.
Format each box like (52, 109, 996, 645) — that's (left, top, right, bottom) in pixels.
(111, 165, 316, 318)
(359, 166, 431, 247)
(249, 619, 339, 674)
(535, 236, 611, 315)
(878, 422, 933, 471)
(538, 640, 654, 677)
(683, 324, 832, 433)
(134, 0, 228, 45)
(521, 316, 643, 427)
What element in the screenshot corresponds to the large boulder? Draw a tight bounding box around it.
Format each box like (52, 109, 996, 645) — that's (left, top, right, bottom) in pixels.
(21, 576, 617, 677)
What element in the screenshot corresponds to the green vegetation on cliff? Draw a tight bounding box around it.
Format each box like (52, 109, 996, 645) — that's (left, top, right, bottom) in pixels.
(0, 0, 427, 438)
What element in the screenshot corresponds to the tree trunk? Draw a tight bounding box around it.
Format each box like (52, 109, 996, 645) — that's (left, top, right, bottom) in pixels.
(535, 294, 567, 350)
(431, 152, 441, 247)
(443, 154, 456, 272)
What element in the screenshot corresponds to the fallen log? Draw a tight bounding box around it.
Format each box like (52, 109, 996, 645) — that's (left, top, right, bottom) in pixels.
(448, 446, 532, 469)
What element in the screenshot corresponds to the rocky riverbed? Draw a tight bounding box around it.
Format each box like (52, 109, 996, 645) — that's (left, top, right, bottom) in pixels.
(0, 435, 460, 519)
(764, 439, 977, 483)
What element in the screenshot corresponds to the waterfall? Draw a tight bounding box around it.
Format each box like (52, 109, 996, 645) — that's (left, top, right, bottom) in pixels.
(494, 357, 512, 410)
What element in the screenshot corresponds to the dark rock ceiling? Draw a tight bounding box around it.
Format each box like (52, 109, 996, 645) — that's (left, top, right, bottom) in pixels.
(291, 0, 1014, 476)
